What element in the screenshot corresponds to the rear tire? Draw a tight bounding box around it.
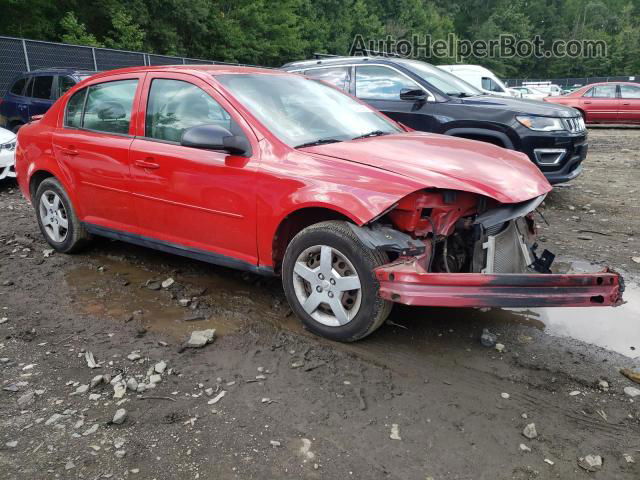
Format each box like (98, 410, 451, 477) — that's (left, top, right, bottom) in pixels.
(34, 177, 91, 253)
(282, 221, 392, 342)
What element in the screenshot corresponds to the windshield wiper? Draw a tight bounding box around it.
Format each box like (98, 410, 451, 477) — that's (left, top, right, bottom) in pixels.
(295, 138, 342, 148)
(351, 130, 389, 140)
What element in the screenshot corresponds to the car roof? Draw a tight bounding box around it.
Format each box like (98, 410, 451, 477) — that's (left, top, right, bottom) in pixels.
(82, 64, 286, 82)
(25, 68, 99, 76)
(282, 56, 400, 69)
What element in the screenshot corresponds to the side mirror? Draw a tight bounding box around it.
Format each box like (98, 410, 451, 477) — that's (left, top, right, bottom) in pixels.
(400, 88, 427, 102)
(181, 124, 251, 156)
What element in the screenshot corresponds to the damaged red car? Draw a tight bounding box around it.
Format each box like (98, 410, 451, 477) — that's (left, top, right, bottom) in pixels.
(15, 66, 623, 342)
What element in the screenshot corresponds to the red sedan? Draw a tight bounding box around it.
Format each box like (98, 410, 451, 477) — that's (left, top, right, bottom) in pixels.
(15, 66, 622, 342)
(545, 82, 640, 124)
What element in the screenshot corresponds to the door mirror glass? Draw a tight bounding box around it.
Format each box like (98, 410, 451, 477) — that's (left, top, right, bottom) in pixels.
(181, 124, 251, 156)
(400, 88, 427, 101)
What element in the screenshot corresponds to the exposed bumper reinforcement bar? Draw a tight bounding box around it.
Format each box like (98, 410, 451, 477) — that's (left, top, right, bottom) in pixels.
(375, 259, 624, 308)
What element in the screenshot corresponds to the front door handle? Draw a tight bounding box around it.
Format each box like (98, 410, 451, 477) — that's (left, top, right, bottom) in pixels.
(583, 101, 592, 104)
(60, 147, 79, 156)
(134, 159, 160, 169)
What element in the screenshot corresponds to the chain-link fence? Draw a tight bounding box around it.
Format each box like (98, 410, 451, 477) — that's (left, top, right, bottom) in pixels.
(0, 35, 218, 97)
(505, 76, 638, 88)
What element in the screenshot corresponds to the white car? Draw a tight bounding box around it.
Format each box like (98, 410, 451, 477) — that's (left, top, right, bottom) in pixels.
(437, 64, 513, 97)
(508, 86, 548, 101)
(0, 127, 17, 180)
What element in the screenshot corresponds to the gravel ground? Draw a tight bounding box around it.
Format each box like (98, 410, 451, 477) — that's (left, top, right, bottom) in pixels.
(0, 127, 639, 480)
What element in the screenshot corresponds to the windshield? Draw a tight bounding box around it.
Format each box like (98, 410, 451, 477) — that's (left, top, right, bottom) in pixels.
(395, 59, 482, 97)
(216, 74, 401, 148)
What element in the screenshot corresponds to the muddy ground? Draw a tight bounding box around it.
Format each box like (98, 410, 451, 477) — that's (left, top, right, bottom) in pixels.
(1, 127, 639, 480)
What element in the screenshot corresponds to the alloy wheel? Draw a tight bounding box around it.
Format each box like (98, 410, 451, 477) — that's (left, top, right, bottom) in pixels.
(39, 190, 69, 243)
(292, 244, 362, 327)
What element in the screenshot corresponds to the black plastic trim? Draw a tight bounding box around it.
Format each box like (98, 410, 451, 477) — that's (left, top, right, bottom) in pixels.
(83, 223, 274, 276)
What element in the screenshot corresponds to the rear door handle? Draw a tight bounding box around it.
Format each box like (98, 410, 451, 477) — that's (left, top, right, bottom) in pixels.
(623, 102, 631, 105)
(134, 159, 160, 169)
(60, 147, 79, 156)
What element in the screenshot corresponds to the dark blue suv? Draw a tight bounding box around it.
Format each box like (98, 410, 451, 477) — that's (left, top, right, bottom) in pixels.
(0, 68, 96, 132)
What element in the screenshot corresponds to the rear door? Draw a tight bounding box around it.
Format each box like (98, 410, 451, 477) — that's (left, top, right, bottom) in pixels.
(579, 84, 619, 122)
(29, 75, 55, 118)
(354, 64, 439, 131)
(51, 74, 143, 230)
(127, 72, 260, 265)
(618, 84, 640, 124)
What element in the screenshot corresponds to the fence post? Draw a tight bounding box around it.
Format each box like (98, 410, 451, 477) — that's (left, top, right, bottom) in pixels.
(22, 39, 30, 71)
(91, 47, 98, 70)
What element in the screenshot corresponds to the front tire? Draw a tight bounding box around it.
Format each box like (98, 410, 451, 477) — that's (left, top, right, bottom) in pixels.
(282, 221, 392, 342)
(34, 177, 91, 253)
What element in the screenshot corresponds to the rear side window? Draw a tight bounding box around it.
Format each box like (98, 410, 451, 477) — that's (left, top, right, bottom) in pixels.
(65, 88, 87, 128)
(585, 85, 616, 98)
(355, 65, 419, 100)
(304, 67, 351, 91)
(10, 77, 27, 95)
(82, 79, 138, 134)
(32, 76, 54, 99)
(57, 76, 77, 98)
(145, 79, 232, 142)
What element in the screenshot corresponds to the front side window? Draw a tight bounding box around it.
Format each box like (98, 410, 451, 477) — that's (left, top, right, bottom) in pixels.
(10, 77, 27, 95)
(32, 76, 54, 100)
(145, 79, 232, 142)
(57, 76, 77, 98)
(82, 79, 138, 134)
(396, 59, 481, 97)
(65, 88, 87, 128)
(304, 67, 351, 91)
(355, 65, 420, 100)
(586, 85, 616, 98)
(620, 84, 640, 99)
(217, 74, 401, 148)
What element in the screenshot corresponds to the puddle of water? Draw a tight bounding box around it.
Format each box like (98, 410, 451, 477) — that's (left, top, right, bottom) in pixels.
(65, 256, 300, 339)
(506, 282, 640, 359)
(65, 253, 639, 360)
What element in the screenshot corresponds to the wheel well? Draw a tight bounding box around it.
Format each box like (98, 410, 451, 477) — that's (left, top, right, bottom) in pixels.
(575, 108, 586, 120)
(453, 133, 506, 148)
(29, 170, 54, 200)
(272, 207, 353, 272)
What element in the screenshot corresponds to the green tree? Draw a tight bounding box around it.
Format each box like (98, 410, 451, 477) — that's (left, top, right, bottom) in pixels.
(105, 7, 145, 50)
(59, 11, 103, 47)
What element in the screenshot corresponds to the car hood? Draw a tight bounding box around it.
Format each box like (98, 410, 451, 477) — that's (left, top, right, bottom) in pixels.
(0, 127, 16, 144)
(461, 94, 578, 117)
(301, 132, 551, 204)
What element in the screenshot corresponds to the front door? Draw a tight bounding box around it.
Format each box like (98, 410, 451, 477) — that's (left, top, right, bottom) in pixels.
(618, 84, 640, 124)
(51, 75, 142, 229)
(354, 65, 440, 132)
(128, 73, 259, 266)
(579, 84, 619, 122)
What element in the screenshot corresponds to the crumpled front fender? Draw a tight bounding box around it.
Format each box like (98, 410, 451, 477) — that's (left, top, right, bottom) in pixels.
(375, 257, 624, 308)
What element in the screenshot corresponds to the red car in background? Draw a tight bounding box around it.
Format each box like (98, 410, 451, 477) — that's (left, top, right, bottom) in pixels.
(14, 66, 623, 342)
(545, 82, 640, 124)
